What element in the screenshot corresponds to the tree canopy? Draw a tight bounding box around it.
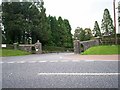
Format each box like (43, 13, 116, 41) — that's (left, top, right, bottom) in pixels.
(2, 1, 73, 48)
(101, 9, 114, 36)
(92, 21, 101, 37)
(74, 27, 93, 41)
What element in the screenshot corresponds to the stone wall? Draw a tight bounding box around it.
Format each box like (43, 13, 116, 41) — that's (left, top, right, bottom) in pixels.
(13, 40, 42, 54)
(19, 44, 34, 52)
(74, 40, 99, 54)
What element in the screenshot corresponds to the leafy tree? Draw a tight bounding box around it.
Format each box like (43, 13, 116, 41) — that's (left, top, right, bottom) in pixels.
(101, 9, 114, 36)
(74, 27, 93, 41)
(2, 1, 73, 48)
(2, 2, 24, 44)
(84, 28, 93, 40)
(74, 27, 85, 41)
(92, 21, 101, 37)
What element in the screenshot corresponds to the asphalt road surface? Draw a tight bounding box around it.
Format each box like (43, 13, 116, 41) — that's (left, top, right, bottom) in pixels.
(1, 53, 119, 88)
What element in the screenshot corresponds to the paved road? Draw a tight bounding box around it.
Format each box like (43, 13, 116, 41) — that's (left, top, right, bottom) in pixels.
(1, 53, 119, 88)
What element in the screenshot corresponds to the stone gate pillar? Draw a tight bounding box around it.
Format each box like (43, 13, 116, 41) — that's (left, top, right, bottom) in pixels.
(34, 40, 42, 54)
(74, 40, 81, 54)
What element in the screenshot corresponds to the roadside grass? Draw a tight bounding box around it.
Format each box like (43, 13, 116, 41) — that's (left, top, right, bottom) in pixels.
(82, 45, 120, 55)
(0, 49, 31, 57)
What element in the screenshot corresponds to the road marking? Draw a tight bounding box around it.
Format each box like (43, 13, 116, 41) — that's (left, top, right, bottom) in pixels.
(38, 73, 120, 76)
(0, 62, 4, 64)
(38, 61, 47, 63)
(60, 60, 69, 62)
(59, 57, 63, 59)
(72, 60, 80, 62)
(5, 60, 118, 64)
(7, 62, 15, 63)
(17, 61, 26, 63)
(49, 61, 58, 63)
(28, 61, 38, 63)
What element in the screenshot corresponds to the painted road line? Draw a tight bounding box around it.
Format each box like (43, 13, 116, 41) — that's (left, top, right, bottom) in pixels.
(59, 57, 63, 59)
(94, 60, 119, 62)
(49, 61, 58, 63)
(71, 60, 80, 62)
(28, 61, 38, 63)
(17, 61, 26, 63)
(38, 73, 120, 76)
(7, 62, 15, 64)
(60, 60, 69, 62)
(0, 62, 4, 64)
(38, 61, 47, 63)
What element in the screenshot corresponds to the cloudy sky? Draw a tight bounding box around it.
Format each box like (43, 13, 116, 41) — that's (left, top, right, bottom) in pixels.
(0, 0, 119, 33)
(43, 0, 119, 34)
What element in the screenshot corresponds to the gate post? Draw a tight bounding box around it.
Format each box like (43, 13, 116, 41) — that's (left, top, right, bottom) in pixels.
(34, 40, 42, 54)
(74, 40, 81, 54)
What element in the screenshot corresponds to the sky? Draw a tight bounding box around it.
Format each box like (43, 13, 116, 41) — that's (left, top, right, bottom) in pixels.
(43, 0, 120, 34)
(0, 0, 119, 34)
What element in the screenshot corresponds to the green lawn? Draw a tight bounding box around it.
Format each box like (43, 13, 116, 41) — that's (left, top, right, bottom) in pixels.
(0, 49, 31, 57)
(82, 45, 120, 55)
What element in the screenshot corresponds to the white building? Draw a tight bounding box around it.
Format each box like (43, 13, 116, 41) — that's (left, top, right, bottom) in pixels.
(118, 1, 120, 33)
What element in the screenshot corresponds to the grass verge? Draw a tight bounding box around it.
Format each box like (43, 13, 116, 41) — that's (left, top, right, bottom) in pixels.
(0, 49, 31, 57)
(82, 45, 120, 55)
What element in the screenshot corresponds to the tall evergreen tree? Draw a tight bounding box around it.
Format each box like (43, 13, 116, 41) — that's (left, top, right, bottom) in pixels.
(36, 1, 52, 45)
(48, 16, 60, 46)
(92, 21, 101, 37)
(101, 9, 114, 36)
(2, 1, 73, 48)
(63, 19, 73, 48)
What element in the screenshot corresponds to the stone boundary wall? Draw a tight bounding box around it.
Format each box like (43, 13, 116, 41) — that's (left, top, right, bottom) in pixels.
(74, 40, 99, 54)
(19, 44, 34, 52)
(13, 40, 42, 54)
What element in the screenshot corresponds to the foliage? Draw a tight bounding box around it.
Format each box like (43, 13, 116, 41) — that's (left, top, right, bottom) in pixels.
(101, 9, 114, 36)
(74, 27, 93, 41)
(2, 1, 73, 48)
(82, 45, 120, 55)
(92, 21, 101, 37)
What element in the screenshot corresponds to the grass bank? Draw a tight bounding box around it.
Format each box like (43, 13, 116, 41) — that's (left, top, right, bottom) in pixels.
(0, 49, 31, 57)
(82, 45, 120, 55)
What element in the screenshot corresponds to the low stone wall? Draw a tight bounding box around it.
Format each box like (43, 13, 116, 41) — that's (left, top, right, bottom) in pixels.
(80, 40, 99, 51)
(74, 40, 99, 54)
(19, 44, 34, 52)
(13, 40, 42, 54)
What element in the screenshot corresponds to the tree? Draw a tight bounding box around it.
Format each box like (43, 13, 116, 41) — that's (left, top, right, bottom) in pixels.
(84, 28, 93, 40)
(35, 1, 52, 45)
(48, 16, 60, 46)
(2, 2, 36, 44)
(2, 1, 73, 48)
(74, 27, 85, 41)
(63, 19, 73, 48)
(101, 9, 114, 36)
(74, 27, 93, 41)
(92, 21, 101, 37)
